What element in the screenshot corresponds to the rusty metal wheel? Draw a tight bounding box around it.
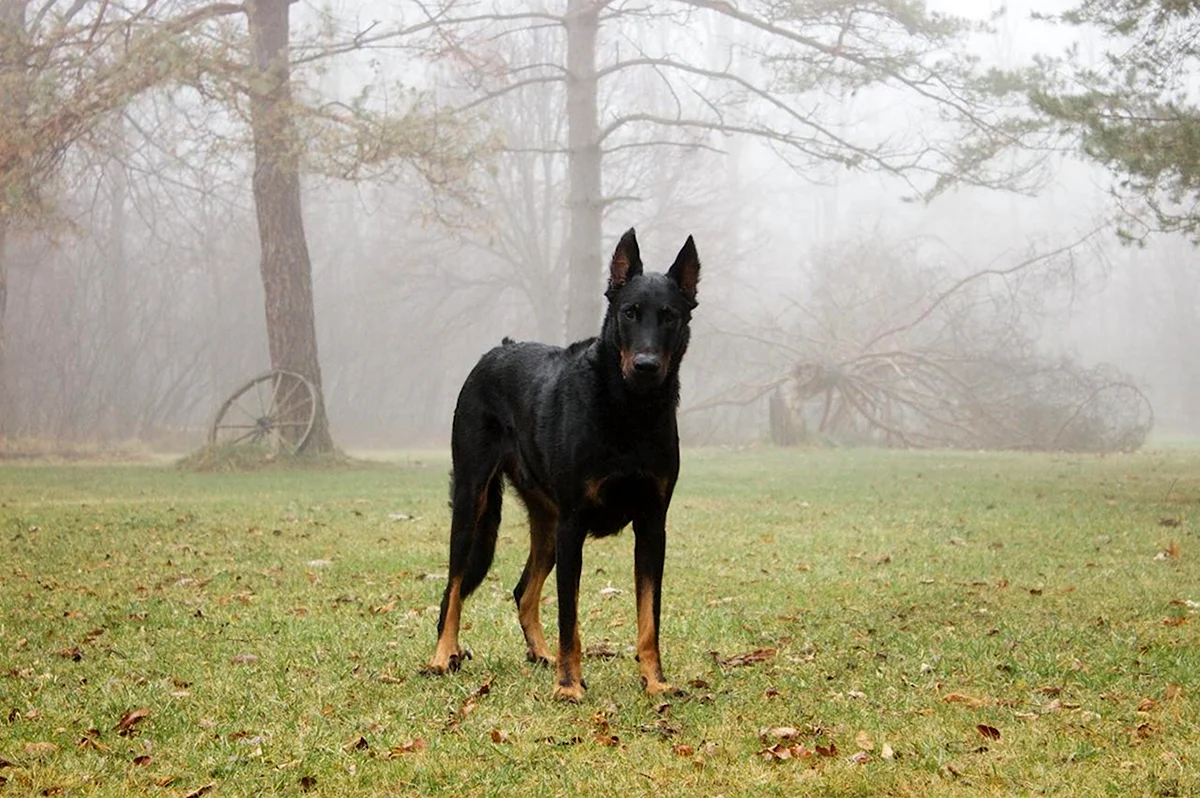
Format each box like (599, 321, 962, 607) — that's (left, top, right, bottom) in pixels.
(209, 370, 317, 455)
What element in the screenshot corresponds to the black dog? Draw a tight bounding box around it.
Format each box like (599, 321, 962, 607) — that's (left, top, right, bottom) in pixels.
(426, 228, 700, 702)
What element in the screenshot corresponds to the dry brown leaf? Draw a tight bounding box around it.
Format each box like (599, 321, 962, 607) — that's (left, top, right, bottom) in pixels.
(758, 742, 812, 762)
(815, 741, 838, 758)
(299, 775, 317, 791)
(343, 735, 369, 753)
(183, 784, 214, 798)
(855, 730, 875, 751)
(672, 744, 695, 757)
(848, 750, 871, 764)
(115, 708, 150, 735)
(759, 727, 799, 743)
(132, 755, 152, 766)
(24, 741, 59, 756)
(711, 647, 776, 668)
(1137, 698, 1157, 712)
(1164, 684, 1183, 700)
(584, 641, 619, 659)
(976, 724, 1001, 740)
(943, 693, 989, 709)
(489, 729, 511, 744)
(385, 739, 427, 758)
(593, 733, 621, 747)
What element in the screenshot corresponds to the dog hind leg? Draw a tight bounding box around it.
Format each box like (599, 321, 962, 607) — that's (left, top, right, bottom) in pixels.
(427, 451, 503, 675)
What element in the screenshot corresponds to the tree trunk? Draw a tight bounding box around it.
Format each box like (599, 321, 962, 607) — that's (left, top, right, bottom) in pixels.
(245, 0, 333, 453)
(0, 0, 28, 439)
(564, 0, 604, 342)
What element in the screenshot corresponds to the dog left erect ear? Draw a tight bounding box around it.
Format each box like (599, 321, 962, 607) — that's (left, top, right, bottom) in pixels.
(607, 228, 643, 297)
(667, 235, 700, 307)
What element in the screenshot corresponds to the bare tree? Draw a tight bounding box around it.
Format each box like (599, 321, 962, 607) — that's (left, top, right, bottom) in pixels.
(413, 0, 1050, 340)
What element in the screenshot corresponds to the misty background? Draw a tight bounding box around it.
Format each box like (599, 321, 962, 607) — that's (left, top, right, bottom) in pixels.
(2, 0, 1193, 450)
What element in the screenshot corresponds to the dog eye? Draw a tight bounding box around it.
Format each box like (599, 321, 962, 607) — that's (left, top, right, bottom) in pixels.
(661, 307, 679, 324)
(622, 305, 639, 320)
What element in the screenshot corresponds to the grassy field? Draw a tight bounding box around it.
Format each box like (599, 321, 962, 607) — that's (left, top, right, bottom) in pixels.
(0, 447, 1197, 796)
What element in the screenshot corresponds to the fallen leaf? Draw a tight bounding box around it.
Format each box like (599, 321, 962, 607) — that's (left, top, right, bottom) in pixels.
(343, 735, 369, 752)
(584, 641, 619, 659)
(183, 784, 214, 798)
(1158, 518, 1181, 527)
(593, 733, 620, 747)
(489, 729, 511, 744)
(1164, 684, 1183, 700)
(759, 727, 799, 743)
(687, 678, 711, 689)
(758, 742, 811, 762)
(977, 724, 1001, 740)
(672, 744, 694, 757)
(848, 750, 871, 764)
(711, 647, 776, 668)
(1036, 685, 1063, 697)
(24, 741, 59, 756)
(115, 708, 150, 735)
(385, 739, 427, 757)
(299, 775, 317, 791)
(855, 730, 874, 751)
(943, 693, 990, 709)
(153, 775, 177, 787)
(56, 646, 83, 661)
(132, 755, 152, 766)
(880, 742, 895, 760)
(815, 741, 838, 757)
(1137, 698, 1157, 712)
(1168, 540, 1181, 559)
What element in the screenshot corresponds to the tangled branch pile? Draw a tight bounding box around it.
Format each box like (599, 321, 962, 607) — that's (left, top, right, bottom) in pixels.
(766, 236, 1152, 452)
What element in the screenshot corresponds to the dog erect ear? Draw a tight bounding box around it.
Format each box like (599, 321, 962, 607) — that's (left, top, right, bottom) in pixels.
(667, 235, 700, 306)
(607, 227, 642, 296)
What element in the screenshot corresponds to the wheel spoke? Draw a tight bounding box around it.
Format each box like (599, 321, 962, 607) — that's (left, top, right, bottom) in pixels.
(231, 399, 259, 424)
(254, 378, 269, 419)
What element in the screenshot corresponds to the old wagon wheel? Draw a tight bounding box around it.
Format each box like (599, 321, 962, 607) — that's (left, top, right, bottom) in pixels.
(209, 370, 318, 455)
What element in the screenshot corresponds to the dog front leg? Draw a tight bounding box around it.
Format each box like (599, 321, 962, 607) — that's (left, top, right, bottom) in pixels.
(552, 519, 586, 702)
(633, 515, 678, 697)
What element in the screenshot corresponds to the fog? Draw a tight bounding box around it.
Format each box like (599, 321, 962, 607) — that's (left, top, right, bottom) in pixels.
(2, 0, 1194, 451)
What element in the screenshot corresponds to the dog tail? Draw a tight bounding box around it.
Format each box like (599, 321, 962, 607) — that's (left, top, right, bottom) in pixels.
(459, 475, 502, 599)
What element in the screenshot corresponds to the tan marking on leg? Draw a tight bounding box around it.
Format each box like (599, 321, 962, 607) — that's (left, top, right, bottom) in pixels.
(635, 578, 676, 697)
(518, 562, 554, 665)
(553, 582, 585, 703)
(427, 578, 469, 674)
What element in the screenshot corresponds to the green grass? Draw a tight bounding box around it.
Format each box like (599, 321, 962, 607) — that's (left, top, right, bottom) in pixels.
(1, 448, 1198, 796)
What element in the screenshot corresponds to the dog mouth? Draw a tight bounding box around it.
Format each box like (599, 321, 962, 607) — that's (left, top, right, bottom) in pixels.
(620, 350, 669, 390)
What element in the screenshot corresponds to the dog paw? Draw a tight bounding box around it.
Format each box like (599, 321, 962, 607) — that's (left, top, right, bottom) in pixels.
(422, 647, 472, 676)
(526, 650, 556, 668)
(642, 677, 683, 698)
(552, 682, 586, 703)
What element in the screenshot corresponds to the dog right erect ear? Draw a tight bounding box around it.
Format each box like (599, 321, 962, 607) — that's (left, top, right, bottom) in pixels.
(607, 228, 643, 296)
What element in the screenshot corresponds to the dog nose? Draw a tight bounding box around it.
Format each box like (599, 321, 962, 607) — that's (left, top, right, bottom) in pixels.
(633, 354, 661, 373)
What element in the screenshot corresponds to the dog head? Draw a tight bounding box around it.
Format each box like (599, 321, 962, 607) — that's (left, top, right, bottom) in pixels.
(604, 228, 700, 393)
